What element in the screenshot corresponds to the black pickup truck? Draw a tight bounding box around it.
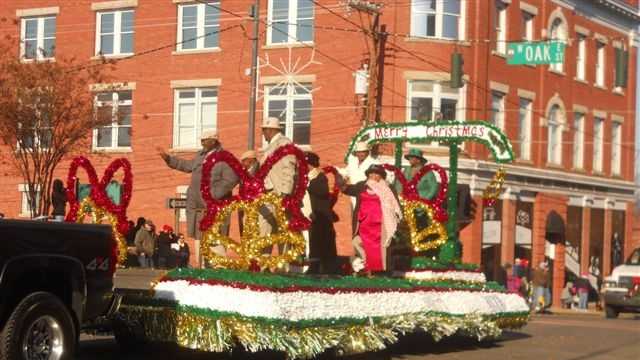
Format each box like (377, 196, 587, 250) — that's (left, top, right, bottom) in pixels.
(0, 219, 121, 360)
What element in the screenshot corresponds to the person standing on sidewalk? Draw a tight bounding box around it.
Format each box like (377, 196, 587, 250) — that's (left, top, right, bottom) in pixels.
(574, 273, 591, 311)
(50, 179, 67, 222)
(531, 261, 552, 313)
(135, 220, 157, 268)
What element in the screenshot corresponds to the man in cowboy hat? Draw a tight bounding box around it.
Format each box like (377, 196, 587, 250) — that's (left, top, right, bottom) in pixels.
(259, 117, 296, 243)
(340, 142, 377, 209)
(157, 129, 239, 265)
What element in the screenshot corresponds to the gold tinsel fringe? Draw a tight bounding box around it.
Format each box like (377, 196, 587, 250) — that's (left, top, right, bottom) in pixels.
(118, 305, 529, 359)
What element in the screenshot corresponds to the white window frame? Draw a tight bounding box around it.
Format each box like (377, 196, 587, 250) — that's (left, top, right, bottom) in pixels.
(95, 10, 135, 56)
(521, 10, 534, 41)
(410, 0, 465, 40)
(611, 121, 622, 175)
(547, 105, 563, 165)
(172, 87, 218, 150)
(93, 91, 133, 150)
(406, 80, 465, 147)
(596, 41, 606, 87)
(18, 184, 40, 218)
(518, 98, 532, 160)
(490, 91, 506, 130)
(267, 0, 315, 45)
(20, 16, 56, 60)
(593, 117, 604, 172)
(176, 1, 220, 52)
(263, 83, 313, 145)
(573, 112, 584, 169)
(494, 1, 508, 54)
(576, 34, 586, 81)
(549, 17, 567, 73)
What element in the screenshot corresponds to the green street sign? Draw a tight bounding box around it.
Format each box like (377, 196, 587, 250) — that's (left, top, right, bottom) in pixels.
(507, 41, 565, 65)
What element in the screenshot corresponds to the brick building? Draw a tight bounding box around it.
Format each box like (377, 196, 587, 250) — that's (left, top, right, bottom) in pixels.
(1, 0, 639, 306)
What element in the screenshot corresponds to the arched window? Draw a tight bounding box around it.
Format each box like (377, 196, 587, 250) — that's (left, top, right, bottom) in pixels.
(549, 16, 567, 72)
(547, 104, 564, 165)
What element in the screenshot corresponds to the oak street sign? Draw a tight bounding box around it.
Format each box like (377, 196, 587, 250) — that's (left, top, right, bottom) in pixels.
(507, 41, 565, 65)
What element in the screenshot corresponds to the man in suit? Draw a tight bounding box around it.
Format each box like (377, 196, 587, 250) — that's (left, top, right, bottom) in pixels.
(259, 117, 296, 256)
(157, 129, 239, 265)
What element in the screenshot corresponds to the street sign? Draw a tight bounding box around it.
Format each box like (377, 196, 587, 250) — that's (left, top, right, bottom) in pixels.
(166, 198, 187, 209)
(507, 41, 565, 65)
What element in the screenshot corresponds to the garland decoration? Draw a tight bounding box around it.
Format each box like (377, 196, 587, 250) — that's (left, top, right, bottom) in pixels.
(482, 167, 506, 207)
(322, 165, 340, 206)
(118, 303, 527, 359)
(410, 257, 480, 271)
(383, 164, 448, 252)
(199, 144, 310, 271)
(400, 199, 448, 252)
(65, 157, 132, 266)
(159, 268, 506, 293)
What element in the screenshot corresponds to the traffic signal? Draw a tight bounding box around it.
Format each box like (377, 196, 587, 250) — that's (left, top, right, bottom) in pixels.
(615, 47, 628, 88)
(451, 52, 464, 88)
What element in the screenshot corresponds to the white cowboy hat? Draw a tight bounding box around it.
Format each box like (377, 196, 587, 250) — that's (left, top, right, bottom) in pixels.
(240, 150, 257, 161)
(353, 142, 370, 153)
(261, 117, 282, 130)
(201, 129, 218, 140)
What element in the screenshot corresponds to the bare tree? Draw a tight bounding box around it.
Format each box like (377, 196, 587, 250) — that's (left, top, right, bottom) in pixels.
(0, 35, 117, 218)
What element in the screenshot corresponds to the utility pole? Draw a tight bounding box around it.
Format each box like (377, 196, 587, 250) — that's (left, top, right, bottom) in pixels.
(348, 1, 383, 125)
(248, 0, 260, 149)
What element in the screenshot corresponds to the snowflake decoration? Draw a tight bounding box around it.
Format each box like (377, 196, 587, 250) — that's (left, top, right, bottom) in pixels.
(256, 47, 322, 100)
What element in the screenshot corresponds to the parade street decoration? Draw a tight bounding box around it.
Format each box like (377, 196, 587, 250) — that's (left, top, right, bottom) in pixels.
(483, 168, 507, 207)
(119, 268, 530, 359)
(65, 157, 132, 266)
(345, 121, 514, 263)
(345, 121, 514, 164)
(199, 144, 310, 271)
(322, 165, 341, 206)
(383, 163, 448, 252)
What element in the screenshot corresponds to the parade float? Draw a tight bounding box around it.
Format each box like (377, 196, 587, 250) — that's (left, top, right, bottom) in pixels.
(67, 121, 530, 359)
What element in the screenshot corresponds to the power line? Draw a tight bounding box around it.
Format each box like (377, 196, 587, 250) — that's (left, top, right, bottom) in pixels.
(310, 0, 639, 156)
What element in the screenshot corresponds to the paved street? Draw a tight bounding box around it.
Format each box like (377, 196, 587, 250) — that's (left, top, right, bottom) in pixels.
(78, 312, 639, 360)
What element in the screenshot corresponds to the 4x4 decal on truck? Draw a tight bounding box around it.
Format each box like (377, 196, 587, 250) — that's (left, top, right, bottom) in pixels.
(86, 258, 110, 271)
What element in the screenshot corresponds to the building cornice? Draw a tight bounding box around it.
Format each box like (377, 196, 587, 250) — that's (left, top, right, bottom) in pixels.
(595, 0, 640, 20)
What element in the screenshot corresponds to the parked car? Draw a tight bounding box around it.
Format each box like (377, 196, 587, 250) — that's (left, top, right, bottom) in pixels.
(0, 219, 121, 360)
(602, 247, 640, 318)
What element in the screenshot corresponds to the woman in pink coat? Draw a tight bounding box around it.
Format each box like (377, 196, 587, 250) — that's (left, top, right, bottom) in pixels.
(341, 165, 402, 274)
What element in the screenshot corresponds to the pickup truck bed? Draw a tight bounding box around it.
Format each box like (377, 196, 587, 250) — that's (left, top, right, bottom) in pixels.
(0, 220, 118, 360)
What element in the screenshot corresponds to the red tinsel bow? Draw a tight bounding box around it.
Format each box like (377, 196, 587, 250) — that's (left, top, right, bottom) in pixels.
(322, 165, 340, 206)
(382, 163, 448, 222)
(65, 156, 133, 236)
(200, 144, 310, 232)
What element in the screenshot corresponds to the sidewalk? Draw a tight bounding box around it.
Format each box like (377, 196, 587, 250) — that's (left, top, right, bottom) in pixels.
(548, 307, 602, 316)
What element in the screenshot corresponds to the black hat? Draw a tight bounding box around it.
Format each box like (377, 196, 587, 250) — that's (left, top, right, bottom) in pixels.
(305, 152, 320, 167)
(364, 164, 387, 179)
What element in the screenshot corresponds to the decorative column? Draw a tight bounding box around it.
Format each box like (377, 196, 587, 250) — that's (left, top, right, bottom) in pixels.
(602, 199, 614, 276)
(501, 188, 516, 265)
(580, 196, 593, 275)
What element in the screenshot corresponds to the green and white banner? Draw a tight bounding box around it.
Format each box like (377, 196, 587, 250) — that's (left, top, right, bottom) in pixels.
(346, 121, 514, 163)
